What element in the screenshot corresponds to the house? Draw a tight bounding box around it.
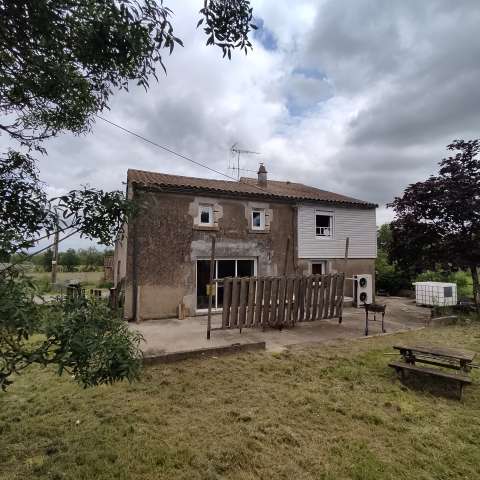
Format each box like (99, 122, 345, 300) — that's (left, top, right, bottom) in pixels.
(113, 165, 377, 321)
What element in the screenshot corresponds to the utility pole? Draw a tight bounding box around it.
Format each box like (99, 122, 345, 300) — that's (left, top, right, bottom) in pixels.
(51, 223, 59, 286)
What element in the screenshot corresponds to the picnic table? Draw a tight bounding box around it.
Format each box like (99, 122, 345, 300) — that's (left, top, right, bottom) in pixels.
(389, 343, 476, 399)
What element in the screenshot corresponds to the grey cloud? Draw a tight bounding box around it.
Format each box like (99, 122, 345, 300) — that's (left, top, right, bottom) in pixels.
(3, 0, 479, 249)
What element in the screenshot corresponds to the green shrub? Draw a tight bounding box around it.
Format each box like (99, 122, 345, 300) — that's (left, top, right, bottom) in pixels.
(375, 252, 410, 295)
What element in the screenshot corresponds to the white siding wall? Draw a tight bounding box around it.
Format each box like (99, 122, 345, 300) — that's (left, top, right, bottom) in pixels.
(297, 204, 376, 259)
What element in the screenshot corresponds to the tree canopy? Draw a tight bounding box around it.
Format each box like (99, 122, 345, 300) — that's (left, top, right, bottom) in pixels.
(1, 0, 256, 390)
(0, 0, 256, 150)
(389, 139, 480, 307)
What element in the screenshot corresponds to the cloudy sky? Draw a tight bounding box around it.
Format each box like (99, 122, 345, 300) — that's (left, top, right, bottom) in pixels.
(6, 0, 480, 249)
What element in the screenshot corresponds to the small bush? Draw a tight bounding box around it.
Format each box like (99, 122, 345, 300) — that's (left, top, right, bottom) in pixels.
(375, 252, 410, 295)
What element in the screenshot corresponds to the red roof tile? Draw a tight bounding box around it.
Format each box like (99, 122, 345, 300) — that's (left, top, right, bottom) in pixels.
(127, 169, 376, 208)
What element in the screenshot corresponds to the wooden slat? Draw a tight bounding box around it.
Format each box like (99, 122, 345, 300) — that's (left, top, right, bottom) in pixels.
(262, 278, 272, 329)
(230, 277, 239, 327)
(298, 277, 305, 322)
(292, 277, 301, 324)
(254, 278, 264, 326)
(277, 276, 287, 327)
(246, 277, 255, 326)
(269, 277, 280, 327)
(311, 274, 320, 321)
(323, 274, 331, 319)
(238, 278, 248, 330)
(318, 274, 326, 320)
(285, 277, 294, 326)
(304, 276, 313, 321)
(329, 274, 338, 318)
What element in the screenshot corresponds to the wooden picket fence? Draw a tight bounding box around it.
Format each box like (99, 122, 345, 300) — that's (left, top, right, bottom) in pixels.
(214, 273, 345, 331)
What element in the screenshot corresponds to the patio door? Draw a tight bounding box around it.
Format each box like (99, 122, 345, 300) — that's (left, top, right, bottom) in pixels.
(196, 259, 255, 310)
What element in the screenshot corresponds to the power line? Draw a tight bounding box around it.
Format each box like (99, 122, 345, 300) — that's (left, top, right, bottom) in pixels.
(95, 114, 269, 194)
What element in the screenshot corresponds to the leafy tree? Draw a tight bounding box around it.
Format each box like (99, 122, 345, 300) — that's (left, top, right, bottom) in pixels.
(0, 276, 142, 390)
(389, 140, 480, 308)
(78, 247, 104, 270)
(59, 248, 79, 272)
(377, 223, 393, 256)
(0, 0, 256, 150)
(0, 0, 257, 389)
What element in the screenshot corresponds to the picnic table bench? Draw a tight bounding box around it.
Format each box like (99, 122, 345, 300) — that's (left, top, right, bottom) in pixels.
(388, 344, 476, 399)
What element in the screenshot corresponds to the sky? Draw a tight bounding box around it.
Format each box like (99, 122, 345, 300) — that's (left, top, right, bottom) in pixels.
(4, 0, 480, 250)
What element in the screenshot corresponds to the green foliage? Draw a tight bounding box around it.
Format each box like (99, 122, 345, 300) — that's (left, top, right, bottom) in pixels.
(389, 140, 480, 306)
(1, 0, 257, 392)
(59, 248, 79, 272)
(377, 223, 393, 255)
(77, 247, 105, 270)
(375, 251, 410, 295)
(415, 270, 473, 299)
(0, 275, 142, 391)
(199, 0, 257, 58)
(0, 151, 51, 257)
(0, 0, 255, 150)
(44, 296, 143, 387)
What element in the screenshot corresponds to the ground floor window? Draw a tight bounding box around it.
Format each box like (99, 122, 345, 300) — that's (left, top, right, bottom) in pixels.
(196, 259, 256, 310)
(311, 261, 326, 275)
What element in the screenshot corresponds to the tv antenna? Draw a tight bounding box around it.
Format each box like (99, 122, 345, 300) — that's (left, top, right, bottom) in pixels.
(229, 143, 261, 180)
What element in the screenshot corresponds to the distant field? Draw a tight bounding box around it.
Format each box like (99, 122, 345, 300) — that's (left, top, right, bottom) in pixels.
(28, 271, 104, 286)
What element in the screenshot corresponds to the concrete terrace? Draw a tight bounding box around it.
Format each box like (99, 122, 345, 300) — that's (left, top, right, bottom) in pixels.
(131, 297, 430, 358)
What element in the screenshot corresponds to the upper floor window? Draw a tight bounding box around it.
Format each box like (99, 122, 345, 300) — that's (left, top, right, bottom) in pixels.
(315, 212, 333, 237)
(198, 204, 213, 226)
(251, 208, 265, 230)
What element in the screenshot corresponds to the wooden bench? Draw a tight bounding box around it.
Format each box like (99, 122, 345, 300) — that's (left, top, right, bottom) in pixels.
(389, 361, 472, 399)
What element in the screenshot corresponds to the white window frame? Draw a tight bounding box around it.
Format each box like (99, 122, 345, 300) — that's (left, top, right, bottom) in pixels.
(251, 208, 265, 231)
(315, 210, 334, 238)
(198, 204, 214, 226)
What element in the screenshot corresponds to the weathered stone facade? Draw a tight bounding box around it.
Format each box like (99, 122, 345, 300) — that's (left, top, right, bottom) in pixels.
(117, 188, 298, 320)
(114, 170, 377, 321)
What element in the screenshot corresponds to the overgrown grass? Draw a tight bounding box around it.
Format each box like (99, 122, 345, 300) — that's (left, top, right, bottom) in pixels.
(2, 324, 480, 480)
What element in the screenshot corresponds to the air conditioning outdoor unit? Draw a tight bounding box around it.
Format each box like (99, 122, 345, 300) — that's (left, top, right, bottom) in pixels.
(353, 274, 373, 307)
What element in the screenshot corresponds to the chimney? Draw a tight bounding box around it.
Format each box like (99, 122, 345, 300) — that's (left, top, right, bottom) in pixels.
(257, 163, 267, 187)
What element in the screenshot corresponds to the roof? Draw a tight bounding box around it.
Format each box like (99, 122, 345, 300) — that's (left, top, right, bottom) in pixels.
(127, 169, 376, 208)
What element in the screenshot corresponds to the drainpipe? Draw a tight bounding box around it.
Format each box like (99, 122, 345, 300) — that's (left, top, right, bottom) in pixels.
(292, 205, 298, 274)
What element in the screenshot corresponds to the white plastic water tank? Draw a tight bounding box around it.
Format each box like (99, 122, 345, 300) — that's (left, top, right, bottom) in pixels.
(413, 281, 457, 307)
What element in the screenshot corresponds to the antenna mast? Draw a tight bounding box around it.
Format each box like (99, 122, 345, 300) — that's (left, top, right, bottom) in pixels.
(229, 143, 261, 180)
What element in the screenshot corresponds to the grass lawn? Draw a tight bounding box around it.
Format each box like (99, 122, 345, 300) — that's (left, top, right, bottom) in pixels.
(2, 323, 480, 480)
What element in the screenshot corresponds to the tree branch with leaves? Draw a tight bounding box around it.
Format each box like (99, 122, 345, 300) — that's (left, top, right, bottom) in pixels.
(389, 139, 480, 309)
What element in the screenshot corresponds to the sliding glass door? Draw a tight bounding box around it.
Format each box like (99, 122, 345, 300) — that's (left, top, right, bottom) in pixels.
(196, 259, 256, 310)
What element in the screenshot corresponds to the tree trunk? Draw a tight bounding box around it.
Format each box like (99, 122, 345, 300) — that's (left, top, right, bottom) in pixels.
(470, 265, 480, 312)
